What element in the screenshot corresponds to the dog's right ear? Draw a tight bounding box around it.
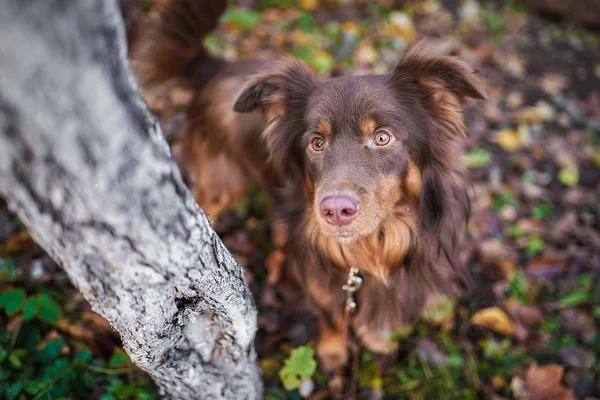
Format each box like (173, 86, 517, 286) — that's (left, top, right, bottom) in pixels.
(234, 58, 317, 172)
(234, 58, 317, 114)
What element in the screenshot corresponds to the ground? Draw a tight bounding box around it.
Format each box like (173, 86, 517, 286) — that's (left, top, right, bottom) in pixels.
(1, 0, 599, 399)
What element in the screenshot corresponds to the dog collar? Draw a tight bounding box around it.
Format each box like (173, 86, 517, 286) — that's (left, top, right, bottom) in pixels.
(342, 266, 363, 313)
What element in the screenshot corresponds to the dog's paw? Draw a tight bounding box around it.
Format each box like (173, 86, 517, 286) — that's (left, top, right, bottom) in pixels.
(327, 373, 345, 399)
(359, 330, 399, 354)
(317, 330, 348, 373)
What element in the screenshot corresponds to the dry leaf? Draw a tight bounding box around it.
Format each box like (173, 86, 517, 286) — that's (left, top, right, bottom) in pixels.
(385, 12, 415, 40)
(471, 306, 516, 336)
(506, 91, 523, 109)
(495, 128, 523, 152)
(525, 363, 576, 400)
(513, 101, 554, 124)
(298, 0, 318, 11)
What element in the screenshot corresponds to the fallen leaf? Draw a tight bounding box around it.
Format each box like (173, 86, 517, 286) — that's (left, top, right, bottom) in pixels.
(525, 363, 576, 400)
(459, 0, 481, 23)
(506, 91, 523, 109)
(298, 0, 318, 11)
(540, 73, 568, 95)
(495, 128, 523, 152)
(559, 166, 579, 187)
(471, 307, 516, 336)
(385, 12, 415, 40)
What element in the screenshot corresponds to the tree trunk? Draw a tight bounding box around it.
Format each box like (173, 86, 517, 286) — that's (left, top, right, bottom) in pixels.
(0, 0, 262, 398)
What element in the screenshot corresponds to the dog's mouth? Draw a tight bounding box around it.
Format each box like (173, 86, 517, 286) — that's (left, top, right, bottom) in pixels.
(318, 220, 381, 244)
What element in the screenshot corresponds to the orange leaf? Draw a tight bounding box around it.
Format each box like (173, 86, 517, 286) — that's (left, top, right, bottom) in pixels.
(471, 307, 516, 336)
(525, 363, 575, 400)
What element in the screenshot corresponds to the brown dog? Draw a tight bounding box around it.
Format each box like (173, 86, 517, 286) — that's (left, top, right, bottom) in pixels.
(132, 0, 485, 386)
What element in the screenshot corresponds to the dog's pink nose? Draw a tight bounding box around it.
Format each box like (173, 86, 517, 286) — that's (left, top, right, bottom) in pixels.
(320, 196, 358, 226)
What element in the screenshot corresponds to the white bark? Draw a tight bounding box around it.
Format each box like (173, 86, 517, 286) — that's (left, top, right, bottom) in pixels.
(0, 0, 262, 398)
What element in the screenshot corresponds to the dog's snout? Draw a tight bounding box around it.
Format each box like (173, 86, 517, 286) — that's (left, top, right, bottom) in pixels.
(320, 196, 359, 226)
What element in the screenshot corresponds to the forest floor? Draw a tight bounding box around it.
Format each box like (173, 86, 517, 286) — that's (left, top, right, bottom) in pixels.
(1, 0, 599, 399)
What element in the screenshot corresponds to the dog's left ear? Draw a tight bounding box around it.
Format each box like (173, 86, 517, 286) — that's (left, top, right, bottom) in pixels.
(389, 41, 486, 138)
(234, 58, 317, 172)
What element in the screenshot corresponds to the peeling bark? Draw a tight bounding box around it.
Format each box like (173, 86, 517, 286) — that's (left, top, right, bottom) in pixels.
(0, 0, 262, 398)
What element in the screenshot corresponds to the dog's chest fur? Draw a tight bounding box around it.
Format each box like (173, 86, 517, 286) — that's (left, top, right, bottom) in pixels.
(288, 224, 444, 343)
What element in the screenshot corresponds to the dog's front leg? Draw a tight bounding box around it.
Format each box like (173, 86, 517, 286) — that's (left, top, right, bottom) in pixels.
(316, 316, 348, 396)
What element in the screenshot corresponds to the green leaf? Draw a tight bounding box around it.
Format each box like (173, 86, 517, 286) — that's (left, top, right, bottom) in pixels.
(38, 337, 65, 363)
(222, 8, 262, 30)
(109, 351, 130, 368)
(296, 12, 316, 32)
(0, 288, 26, 315)
(532, 199, 553, 219)
(76, 348, 92, 363)
(6, 381, 22, 400)
(525, 234, 544, 256)
(308, 50, 334, 75)
(37, 293, 61, 323)
(8, 352, 22, 369)
(107, 379, 123, 394)
(447, 353, 464, 369)
(23, 327, 42, 350)
(358, 358, 382, 389)
(22, 297, 38, 321)
(23, 380, 43, 395)
(560, 290, 591, 308)
(421, 298, 456, 326)
(506, 272, 528, 301)
(462, 148, 491, 169)
(279, 345, 317, 390)
(0, 260, 17, 282)
(0, 347, 6, 363)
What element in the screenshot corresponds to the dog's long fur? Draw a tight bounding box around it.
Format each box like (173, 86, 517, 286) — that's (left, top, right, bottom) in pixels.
(132, 0, 485, 379)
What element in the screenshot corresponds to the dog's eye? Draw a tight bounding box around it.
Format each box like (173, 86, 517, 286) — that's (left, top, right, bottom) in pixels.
(374, 130, 391, 146)
(311, 137, 325, 152)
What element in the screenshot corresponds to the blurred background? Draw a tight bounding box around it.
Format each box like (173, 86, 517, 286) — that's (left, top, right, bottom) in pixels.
(1, 0, 599, 399)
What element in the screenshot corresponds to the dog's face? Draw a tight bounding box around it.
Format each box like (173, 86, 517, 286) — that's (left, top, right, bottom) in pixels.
(235, 42, 485, 244)
(301, 77, 421, 242)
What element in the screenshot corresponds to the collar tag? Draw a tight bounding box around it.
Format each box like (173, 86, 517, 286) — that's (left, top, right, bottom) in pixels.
(342, 267, 363, 312)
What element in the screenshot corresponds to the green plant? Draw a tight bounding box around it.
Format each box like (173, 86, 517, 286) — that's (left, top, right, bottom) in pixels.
(0, 258, 158, 400)
(279, 345, 317, 390)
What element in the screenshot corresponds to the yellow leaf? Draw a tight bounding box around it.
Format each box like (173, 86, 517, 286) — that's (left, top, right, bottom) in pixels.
(495, 129, 522, 153)
(385, 12, 415, 40)
(291, 31, 313, 46)
(513, 101, 554, 123)
(298, 0, 318, 11)
(559, 166, 578, 187)
(341, 21, 361, 36)
(593, 148, 600, 168)
(471, 307, 516, 336)
(354, 42, 378, 65)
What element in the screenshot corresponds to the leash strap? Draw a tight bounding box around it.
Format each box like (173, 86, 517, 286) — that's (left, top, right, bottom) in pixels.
(341, 266, 363, 399)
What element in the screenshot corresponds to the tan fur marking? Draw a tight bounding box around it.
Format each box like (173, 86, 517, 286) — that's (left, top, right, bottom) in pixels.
(420, 79, 466, 139)
(307, 278, 334, 310)
(360, 117, 377, 136)
(316, 120, 332, 137)
(405, 159, 422, 198)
